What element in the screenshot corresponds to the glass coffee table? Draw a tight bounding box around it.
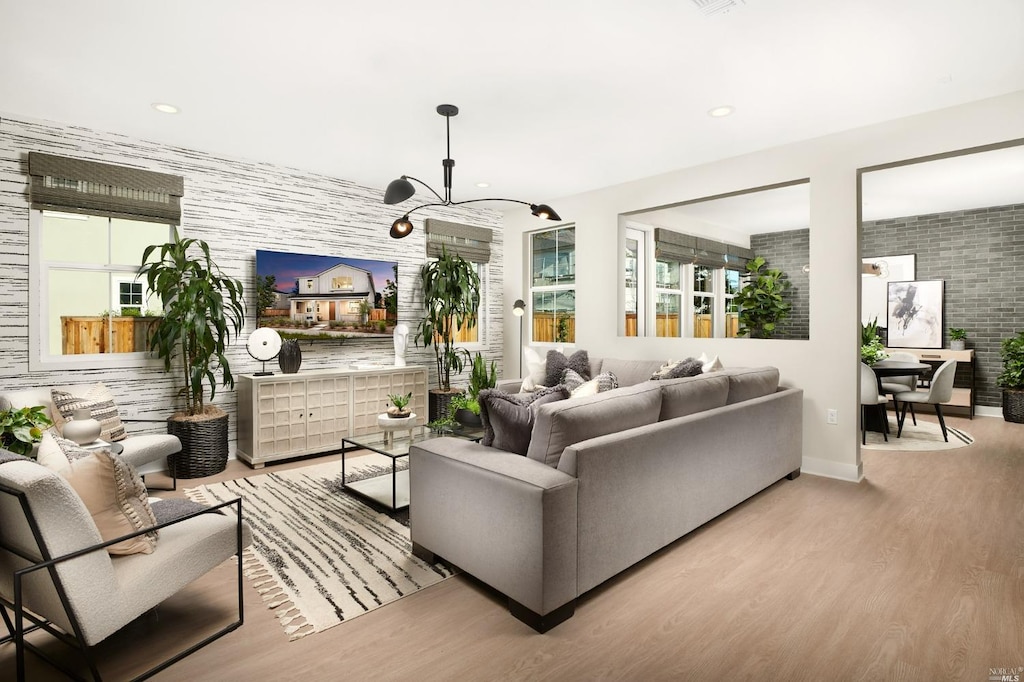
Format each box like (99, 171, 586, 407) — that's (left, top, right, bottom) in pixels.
(341, 425, 484, 511)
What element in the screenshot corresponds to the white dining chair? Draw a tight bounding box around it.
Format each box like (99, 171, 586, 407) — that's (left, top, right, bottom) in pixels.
(894, 359, 958, 442)
(880, 351, 920, 426)
(860, 362, 889, 445)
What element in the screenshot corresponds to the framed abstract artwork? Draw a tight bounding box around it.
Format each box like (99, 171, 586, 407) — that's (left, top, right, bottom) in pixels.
(886, 279, 944, 349)
(861, 253, 915, 326)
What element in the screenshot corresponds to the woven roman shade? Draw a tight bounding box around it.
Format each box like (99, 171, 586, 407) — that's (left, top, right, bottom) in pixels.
(28, 152, 184, 224)
(654, 228, 753, 269)
(425, 218, 493, 263)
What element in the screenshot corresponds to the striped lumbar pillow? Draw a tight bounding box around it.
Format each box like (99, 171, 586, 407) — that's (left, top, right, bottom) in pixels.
(50, 383, 127, 443)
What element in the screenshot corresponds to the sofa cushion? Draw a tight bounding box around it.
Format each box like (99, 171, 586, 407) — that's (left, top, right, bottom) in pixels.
(545, 349, 591, 388)
(50, 383, 127, 443)
(527, 382, 664, 468)
(479, 386, 569, 456)
(722, 367, 781, 404)
(597, 358, 666, 387)
(563, 368, 619, 396)
(658, 374, 731, 421)
(650, 358, 704, 380)
(64, 447, 158, 555)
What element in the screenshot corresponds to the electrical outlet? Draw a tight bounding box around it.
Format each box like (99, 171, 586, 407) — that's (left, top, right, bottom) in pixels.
(826, 408, 838, 425)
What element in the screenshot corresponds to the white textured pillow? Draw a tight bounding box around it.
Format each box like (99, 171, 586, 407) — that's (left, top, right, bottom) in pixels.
(520, 347, 548, 392)
(698, 352, 724, 373)
(36, 430, 72, 476)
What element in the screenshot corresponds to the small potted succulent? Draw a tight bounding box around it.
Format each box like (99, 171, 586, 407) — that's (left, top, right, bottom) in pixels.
(386, 392, 413, 419)
(0, 405, 53, 457)
(949, 328, 967, 351)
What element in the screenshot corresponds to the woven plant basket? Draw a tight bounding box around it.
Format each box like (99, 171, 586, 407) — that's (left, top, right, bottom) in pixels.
(428, 390, 462, 423)
(1003, 389, 1024, 424)
(167, 410, 229, 478)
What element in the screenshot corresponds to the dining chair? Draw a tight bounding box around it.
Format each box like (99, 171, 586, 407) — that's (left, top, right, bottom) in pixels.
(894, 359, 958, 442)
(880, 351, 920, 426)
(860, 362, 889, 445)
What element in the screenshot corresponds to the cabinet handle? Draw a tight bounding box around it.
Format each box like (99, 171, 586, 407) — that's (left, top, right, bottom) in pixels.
(921, 354, 941, 359)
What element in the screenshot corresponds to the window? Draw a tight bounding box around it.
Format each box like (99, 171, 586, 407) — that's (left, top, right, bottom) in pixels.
(453, 261, 487, 346)
(623, 228, 645, 337)
(31, 211, 172, 368)
(331, 276, 353, 291)
(655, 255, 683, 337)
(530, 226, 575, 344)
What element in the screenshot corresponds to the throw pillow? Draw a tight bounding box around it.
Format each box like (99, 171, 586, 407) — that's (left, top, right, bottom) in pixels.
(151, 498, 221, 525)
(520, 347, 548, 392)
(650, 358, 704, 381)
(544, 349, 590, 388)
(698, 352, 724, 373)
(63, 446, 158, 555)
(478, 385, 569, 456)
(50, 383, 127, 443)
(563, 368, 619, 397)
(36, 429, 82, 477)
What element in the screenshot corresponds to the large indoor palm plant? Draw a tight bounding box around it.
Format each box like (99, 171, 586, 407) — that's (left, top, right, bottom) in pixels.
(415, 248, 481, 420)
(139, 230, 245, 476)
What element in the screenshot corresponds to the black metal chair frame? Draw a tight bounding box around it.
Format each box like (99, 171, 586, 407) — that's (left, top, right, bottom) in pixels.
(0, 484, 244, 682)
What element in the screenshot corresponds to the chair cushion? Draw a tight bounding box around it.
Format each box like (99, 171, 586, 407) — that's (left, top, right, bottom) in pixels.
(50, 383, 127, 442)
(527, 382, 663, 468)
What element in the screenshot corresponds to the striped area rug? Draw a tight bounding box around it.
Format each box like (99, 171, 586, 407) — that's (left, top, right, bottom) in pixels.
(863, 417, 974, 451)
(184, 455, 455, 640)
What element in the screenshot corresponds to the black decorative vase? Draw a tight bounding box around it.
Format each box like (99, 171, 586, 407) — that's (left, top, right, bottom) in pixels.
(454, 408, 482, 428)
(167, 411, 229, 478)
(278, 339, 302, 374)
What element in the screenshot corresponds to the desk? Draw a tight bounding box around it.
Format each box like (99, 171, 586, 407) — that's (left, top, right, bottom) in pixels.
(898, 348, 975, 418)
(867, 361, 931, 432)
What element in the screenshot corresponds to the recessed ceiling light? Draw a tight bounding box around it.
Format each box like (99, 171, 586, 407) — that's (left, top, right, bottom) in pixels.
(708, 105, 735, 118)
(152, 102, 180, 114)
(476, 182, 490, 188)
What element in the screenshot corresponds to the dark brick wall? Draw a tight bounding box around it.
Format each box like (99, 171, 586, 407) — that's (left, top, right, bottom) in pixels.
(862, 203, 1024, 408)
(749, 228, 810, 340)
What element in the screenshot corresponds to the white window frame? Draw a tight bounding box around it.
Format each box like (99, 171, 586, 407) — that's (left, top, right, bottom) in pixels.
(28, 210, 171, 371)
(528, 225, 576, 347)
(453, 260, 488, 351)
(622, 226, 648, 337)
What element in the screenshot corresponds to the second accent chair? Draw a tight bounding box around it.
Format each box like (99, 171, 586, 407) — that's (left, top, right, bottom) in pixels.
(860, 362, 889, 445)
(894, 359, 958, 442)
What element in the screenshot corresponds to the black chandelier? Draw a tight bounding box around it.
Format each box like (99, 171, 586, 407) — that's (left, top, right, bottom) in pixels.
(384, 104, 561, 239)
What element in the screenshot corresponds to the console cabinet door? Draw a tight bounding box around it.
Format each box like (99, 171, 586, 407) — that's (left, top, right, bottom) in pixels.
(257, 379, 307, 458)
(305, 376, 350, 451)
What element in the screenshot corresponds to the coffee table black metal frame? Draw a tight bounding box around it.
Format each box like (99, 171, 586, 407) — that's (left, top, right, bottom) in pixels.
(341, 425, 484, 511)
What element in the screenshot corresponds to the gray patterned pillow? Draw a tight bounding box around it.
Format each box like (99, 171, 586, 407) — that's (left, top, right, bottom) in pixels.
(650, 358, 704, 380)
(563, 368, 619, 395)
(545, 349, 590, 388)
(479, 385, 569, 456)
(51, 383, 127, 442)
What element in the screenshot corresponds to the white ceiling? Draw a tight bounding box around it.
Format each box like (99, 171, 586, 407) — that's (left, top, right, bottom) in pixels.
(1, 1, 1023, 210)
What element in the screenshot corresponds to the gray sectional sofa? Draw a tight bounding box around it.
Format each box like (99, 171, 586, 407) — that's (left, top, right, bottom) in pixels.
(409, 359, 803, 632)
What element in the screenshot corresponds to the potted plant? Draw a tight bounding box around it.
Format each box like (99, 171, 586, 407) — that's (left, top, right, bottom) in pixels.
(734, 256, 792, 339)
(861, 317, 888, 365)
(0, 406, 53, 457)
(415, 247, 481, 420)
(139, 230, 245, 477)
(386, 392, 413, 419)
(997, 330, 1024, 424)
(949, 327, 968, 351)
(453, 353, 498, 427)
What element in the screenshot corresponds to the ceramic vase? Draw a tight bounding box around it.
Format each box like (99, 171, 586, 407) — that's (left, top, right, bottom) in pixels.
(63, 407, 101, 445)
(278, 339, 302, 374)
(951, 339, 966, 351)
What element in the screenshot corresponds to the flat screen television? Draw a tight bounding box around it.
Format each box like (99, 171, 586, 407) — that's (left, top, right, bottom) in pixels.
(255, 249, 398, 339)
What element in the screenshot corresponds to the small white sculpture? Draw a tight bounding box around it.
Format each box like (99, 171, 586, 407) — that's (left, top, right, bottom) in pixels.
(393, 323, 409, 367)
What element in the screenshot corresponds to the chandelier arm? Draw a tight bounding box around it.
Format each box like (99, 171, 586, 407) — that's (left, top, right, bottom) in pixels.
(402, 175, 446, 204)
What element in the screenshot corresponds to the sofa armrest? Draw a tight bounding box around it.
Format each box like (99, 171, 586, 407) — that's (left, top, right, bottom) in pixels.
(410, 437, 578, 617)
(494, 378, 523, 394)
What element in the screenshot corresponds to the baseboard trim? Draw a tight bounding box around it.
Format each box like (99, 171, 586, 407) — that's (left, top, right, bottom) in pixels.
(801, 456, 863, 482)
(974, 406, 1002, 419)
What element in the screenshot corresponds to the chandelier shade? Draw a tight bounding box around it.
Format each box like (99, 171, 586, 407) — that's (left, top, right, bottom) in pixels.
(383, 104, 561, 238)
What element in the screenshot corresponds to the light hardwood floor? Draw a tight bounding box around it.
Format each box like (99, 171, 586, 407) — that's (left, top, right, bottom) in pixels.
(3, 413, 1022, 681)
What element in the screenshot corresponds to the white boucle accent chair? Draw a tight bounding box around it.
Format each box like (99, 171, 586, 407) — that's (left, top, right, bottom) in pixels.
(0, 385, 181, 489)
(0, 455, 252, 681)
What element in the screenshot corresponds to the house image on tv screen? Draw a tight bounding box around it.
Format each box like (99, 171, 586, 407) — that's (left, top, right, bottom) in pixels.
(290, 261, 376, 323)
(256, 249, 397, 338)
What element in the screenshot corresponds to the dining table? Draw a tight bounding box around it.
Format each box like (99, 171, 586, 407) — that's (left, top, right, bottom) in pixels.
(866, 360, 932, 433)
